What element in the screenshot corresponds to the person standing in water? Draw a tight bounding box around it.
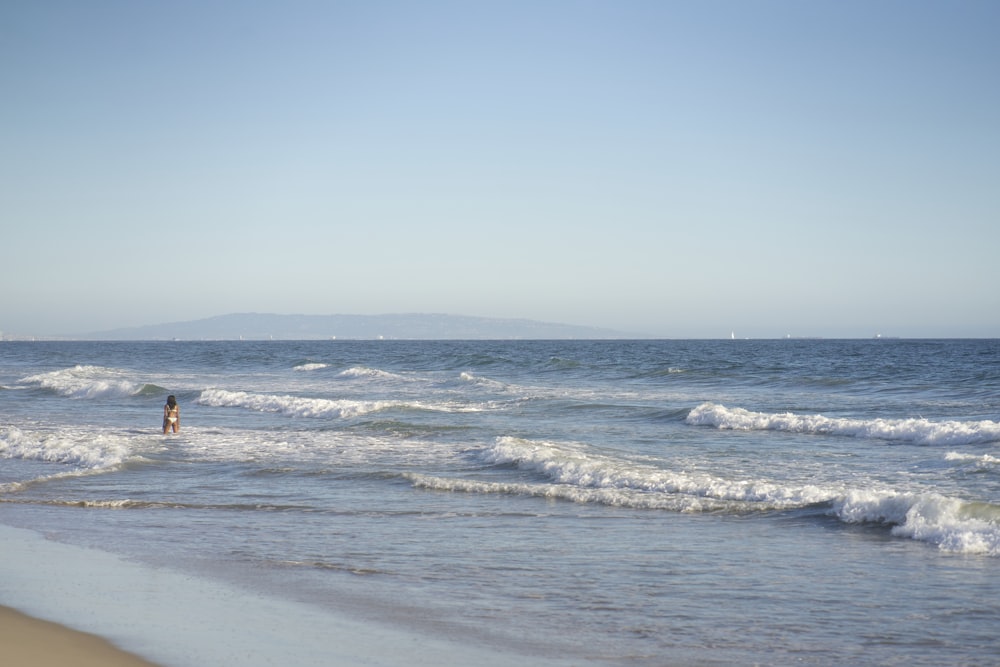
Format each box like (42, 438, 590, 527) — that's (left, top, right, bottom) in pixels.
(163, 395, 180, 434)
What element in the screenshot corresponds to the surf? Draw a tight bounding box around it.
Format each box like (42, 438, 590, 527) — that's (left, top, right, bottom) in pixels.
(195, 388, 493, 418)
(18, 365, 163, 400)
(0, 424, 136, 470)
(412, 435, 1000, 556)
(686, 402, 1000, 446)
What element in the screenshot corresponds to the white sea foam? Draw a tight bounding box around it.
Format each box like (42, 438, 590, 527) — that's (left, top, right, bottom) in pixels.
(338, 366, 407, 381)
(405, 472, 735, 512)
(197, 388, 392, 418)
(416, 436, 1000, 555)
(480, 436, 833, 508)
(196, 388, 487, 418)
(459, 372, 510, 390)
(831, 489, 1000, 555)
(172, 428, 464, 470)
(18, 365, 145, 399)
(0, 425, 133, 470)
(293, 363, 329, 371)
(945, 451, 1000, 466)
(686, 402, 1000, 445)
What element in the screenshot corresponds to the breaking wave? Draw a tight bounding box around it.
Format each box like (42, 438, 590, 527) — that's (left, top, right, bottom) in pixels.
(686, 402, 1000, 446)
(196, 388, 488, 419)
(407, 436, 1000, 556)
(945, 452, 1000, 469)
(0, 425, 134, 471)
(18, 366, 159, 399)
(337, 366, 406, 381)
(293, 362, 329, 371)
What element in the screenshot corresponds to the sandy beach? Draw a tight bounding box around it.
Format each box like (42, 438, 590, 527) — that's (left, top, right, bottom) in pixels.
(0, 605, 162, 667)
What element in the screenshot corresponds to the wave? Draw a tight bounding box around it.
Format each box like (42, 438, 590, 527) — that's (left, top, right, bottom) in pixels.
(272, 559, 383, 576)
(0, 468, 109, 494)
(293, 362, 329, 371)
(945, 452, 1000, 468)
(458, 372, 511, 390)
(18, 365, 159, 399)
(0, 425, 136, 475)
(406, 472, 734, 512)
(164, 428, 467, 470)
(196, 388, 489, 419)
(407, 436, 1000, 556)
(0, 497, 313, 512)
(832, 490, 1000, 555)
(0, 497, 149, 508)
(686, 402, 1000, 446)
(632, 367, 687, 379)
(480, 436, 831, 508)
(337, 366, 406, 381)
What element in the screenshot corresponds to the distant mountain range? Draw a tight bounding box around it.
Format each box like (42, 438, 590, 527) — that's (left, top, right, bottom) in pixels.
(82, 313, 644, 340)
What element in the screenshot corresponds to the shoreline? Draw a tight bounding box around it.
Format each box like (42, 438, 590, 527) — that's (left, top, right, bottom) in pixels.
(0, 605, 163, 667)
(0, 522, 553, 667)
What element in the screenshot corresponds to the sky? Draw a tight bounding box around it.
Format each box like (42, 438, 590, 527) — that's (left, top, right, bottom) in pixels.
(2, 0, 998, 338)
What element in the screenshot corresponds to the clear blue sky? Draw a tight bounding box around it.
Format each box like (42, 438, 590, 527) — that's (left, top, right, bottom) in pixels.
(2, 0, 998, 338)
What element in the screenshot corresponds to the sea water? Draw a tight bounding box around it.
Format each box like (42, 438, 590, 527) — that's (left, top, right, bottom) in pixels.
(1, 339, 999, 666)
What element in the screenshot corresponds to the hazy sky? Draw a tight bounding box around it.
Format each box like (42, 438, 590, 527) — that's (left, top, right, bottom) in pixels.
(3, 1, 998, 338)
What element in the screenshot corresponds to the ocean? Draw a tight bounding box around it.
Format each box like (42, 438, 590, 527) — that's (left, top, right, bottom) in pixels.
(1, 338, 999, 666)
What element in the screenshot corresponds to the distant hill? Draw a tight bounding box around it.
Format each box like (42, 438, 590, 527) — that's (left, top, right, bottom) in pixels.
(82, 313, 644, 340)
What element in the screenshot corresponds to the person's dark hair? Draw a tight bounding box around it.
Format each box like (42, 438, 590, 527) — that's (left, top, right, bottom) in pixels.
(166, 395, 177, 408)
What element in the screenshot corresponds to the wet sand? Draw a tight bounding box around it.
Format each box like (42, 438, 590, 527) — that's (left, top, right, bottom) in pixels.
(0, 606, 163, 667)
